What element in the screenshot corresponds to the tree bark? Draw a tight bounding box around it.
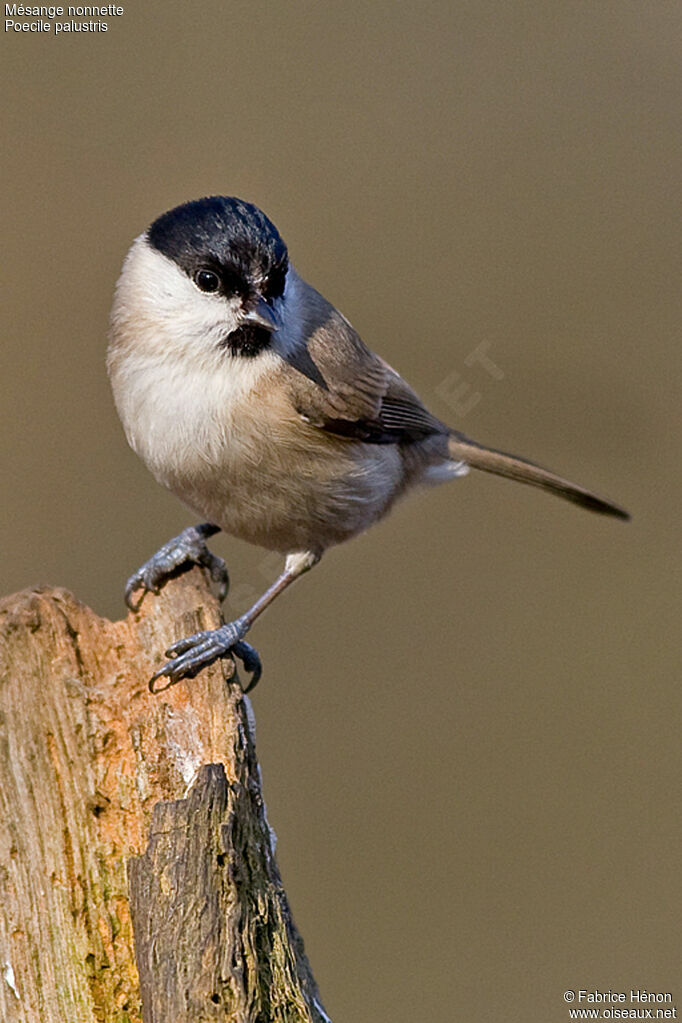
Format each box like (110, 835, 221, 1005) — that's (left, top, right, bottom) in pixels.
(0, 569, 330, 1023)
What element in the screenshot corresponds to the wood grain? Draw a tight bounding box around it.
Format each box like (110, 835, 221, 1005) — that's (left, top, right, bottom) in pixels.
(0, 569, 328, 1023)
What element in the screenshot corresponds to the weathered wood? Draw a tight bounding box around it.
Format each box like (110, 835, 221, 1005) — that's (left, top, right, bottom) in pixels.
(0, 570, 329, 1023)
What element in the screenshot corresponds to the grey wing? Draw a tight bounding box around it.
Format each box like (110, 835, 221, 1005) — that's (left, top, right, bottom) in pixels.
(283, 285, 447, 444)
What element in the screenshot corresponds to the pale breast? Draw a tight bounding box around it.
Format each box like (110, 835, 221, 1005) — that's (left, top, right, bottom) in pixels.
(173, 389, 407, 553)
(111, 346, 407, 554)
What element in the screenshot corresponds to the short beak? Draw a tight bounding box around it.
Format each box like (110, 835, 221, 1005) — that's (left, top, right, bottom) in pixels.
(243, 297, 278, 332)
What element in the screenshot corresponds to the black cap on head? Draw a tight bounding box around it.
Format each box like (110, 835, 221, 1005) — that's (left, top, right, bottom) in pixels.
(147, 196, 288, 300)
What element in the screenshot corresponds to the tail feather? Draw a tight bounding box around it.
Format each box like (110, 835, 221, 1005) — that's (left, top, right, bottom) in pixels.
(448, 432, 630, 521)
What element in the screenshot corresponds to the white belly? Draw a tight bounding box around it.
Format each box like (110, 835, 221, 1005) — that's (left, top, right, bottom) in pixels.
(110, 349, 406, 554)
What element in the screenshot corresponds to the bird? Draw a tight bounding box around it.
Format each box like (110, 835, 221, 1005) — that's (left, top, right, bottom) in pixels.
(107, 196, 629, 692)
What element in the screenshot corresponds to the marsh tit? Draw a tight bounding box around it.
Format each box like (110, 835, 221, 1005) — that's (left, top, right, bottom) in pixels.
(108, 196, 629, 691)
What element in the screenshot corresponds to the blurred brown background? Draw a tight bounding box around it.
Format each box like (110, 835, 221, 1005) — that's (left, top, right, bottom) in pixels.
(1, 2, 680, 1019)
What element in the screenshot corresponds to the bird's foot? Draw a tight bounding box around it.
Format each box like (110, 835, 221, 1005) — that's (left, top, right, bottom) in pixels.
(149, 616, 262, 694)
(125, 524, 228, 611)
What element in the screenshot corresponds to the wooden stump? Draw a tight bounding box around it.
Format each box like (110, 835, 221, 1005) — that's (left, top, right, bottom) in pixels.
(0, 569, 329, 1023)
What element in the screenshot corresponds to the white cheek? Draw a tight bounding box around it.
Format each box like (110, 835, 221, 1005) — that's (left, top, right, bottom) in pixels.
(110, 235, 242, 362)
(107, 238, 277, 481)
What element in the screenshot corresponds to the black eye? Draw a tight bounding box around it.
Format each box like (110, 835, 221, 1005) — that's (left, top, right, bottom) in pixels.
(194, 269, 220, 293)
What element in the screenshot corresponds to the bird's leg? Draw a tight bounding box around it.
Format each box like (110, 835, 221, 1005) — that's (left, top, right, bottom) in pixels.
(125, 523, 228, 611)
(149, 551, 321, 694)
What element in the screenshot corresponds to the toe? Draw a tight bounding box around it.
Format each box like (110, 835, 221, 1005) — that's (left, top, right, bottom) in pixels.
(164, 630, 212, 657)
(149, 650, 203, 691)
(232, 641, 263, 693)
(142, 564, 164, 593)
(208, 556, 230, 600)
(148, 621, 253, 694)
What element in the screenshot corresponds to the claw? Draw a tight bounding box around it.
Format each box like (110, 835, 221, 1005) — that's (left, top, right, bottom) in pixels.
(125, 524, 228, 611)
(125, 583, 145, 613)
(148, 617, 255, 693)
(207, 555, 230, 601)
(233, 641, 263, 693)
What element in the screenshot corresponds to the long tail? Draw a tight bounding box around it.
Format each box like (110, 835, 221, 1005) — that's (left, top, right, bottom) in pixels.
(447, 431, 630, 520)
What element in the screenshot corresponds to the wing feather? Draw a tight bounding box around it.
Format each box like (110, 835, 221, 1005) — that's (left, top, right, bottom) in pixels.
(282, 283, 445, 444)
